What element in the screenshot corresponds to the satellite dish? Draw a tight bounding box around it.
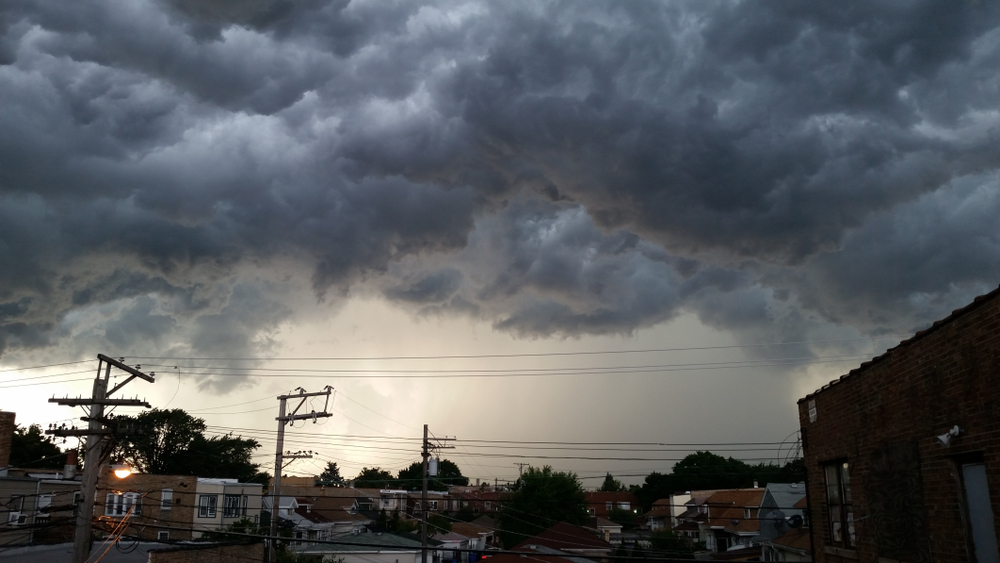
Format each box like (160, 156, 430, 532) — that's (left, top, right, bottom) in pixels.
(787, 515, 803, 529)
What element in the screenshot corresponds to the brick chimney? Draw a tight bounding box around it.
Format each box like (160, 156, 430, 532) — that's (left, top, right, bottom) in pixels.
(64, 450, 78, 479)
(0, 411, 15, 477)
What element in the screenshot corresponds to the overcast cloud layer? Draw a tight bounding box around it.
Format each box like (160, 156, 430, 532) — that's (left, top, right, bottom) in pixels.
(2, 0, 1000, 379)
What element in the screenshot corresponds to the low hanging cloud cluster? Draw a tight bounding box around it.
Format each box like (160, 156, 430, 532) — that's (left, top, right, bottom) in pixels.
(1, 0, 999, 370)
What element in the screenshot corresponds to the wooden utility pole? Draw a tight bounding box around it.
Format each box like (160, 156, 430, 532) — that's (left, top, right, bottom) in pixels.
(421, 426, 454, 563)
(421, 424, 429, 563)
(268, 387, 333, 563)
(48, 355, 153, 563)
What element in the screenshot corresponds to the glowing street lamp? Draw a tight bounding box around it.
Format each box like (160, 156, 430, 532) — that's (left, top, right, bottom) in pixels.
(111, 464, 132, 479)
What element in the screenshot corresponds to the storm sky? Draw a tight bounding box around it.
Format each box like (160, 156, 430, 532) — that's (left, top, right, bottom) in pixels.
(2, 0, 1000, 484)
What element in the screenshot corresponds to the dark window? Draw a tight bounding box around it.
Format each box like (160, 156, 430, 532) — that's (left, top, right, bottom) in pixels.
(199, 495, 218, 518)
(223, 494, 242, 518)
(824, 461, 854, 548)
(960, 462, 1000, 563)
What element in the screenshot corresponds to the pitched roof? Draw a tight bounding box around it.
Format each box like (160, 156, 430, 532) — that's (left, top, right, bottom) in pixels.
(761, 483, 806, 513)
(800, 283, 1000, 402)
(294, 506, 333, 524)
(451, 521, 494, 538)
(704, 489, 766, 535)
(514, 522, 612, 552)
(644, 499, 672, 518)
(766, 528, 811, 553)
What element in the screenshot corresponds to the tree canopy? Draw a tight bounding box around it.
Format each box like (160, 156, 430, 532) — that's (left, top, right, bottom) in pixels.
(599, 472, 626, 492)
(319, 461, 345, 487)
(9, 424, 64, 469)
(499, 465, 587, 548)
(109, 408, 265, 484)
(353, 467, 396, 489)
(397, 459, 469, 491)
(634, 451, 806, 510)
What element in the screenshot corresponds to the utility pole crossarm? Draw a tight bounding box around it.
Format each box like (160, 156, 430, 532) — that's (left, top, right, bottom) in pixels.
(97, 354, 155, 383)
(48, 398, 151, 407)
(46, 428, 143, 437)
(269, 386, 334, 563)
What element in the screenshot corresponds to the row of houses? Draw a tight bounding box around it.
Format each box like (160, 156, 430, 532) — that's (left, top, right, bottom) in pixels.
(5, 284, 1000, 562)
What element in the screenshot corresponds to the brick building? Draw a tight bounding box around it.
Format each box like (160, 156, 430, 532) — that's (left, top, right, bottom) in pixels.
(798, 284, 1000, 563)
(0, 411, 14, 476)
(96, 470, 263, 541)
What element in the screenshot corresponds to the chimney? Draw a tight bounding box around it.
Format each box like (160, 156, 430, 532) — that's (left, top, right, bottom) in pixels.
(753, 480, 759, 489)
(0, 411, 15, 477)
(64, 450, 78, 479)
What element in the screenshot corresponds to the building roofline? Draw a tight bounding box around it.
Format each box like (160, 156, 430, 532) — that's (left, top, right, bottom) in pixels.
(798, 283, 1000, 403)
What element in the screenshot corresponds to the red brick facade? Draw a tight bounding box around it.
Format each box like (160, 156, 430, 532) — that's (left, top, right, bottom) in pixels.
(798, 285, 1000, 563)
(0, 411, 15, 473)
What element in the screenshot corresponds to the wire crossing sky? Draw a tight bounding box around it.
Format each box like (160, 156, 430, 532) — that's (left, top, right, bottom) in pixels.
(2, 0, 999, 483)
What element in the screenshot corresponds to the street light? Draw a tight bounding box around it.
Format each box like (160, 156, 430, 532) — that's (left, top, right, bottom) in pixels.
(111, 464, 132, 479)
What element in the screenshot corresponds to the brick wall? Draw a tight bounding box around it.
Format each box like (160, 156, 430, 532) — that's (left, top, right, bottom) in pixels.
(798, 285, 1000, 563)
(0, 411, 15, 473)
(97, 469, 198, 541)
(148, 541, 264, 563)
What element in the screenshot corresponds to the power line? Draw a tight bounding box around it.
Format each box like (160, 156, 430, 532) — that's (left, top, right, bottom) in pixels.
(121, 335, 895, 362)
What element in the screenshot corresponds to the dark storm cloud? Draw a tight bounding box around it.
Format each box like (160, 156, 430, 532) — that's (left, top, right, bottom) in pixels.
(1, 0, 999, 370)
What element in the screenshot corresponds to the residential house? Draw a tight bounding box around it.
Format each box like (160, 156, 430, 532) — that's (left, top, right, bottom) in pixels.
(97, 471, 263, 541)
(308, 496, 373, 534)
(408, 490, 450, 518)
(584, 491, 638, 519)
(671, 492, 716, 546)
(644, 498, 673, 531)
(514, 521, 614, 559)
(451, 519, 496, 550)
(0, 475, 80, 546)
(451, 490, 507, 516)
(800, 284, 1000, 563)
(754, 483, 806, 542)
(589, 517, 622, 542)
(700, 488, 765, 555)
(0, 411, 82, 547)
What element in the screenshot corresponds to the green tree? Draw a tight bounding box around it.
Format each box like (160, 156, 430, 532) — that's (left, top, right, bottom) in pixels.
(607, 507, 639, 530)
(599, 472, 625, 492)
(319, 461, 345, 487)
(9, 424, 64, 469)
(109, 409, 206, 473)
(499, 465, 587, 548)
(354, 467, 396, 488)
(108, 409, 262, 481)
(634, 452, 805, 511)
(397, 459, 469, 491)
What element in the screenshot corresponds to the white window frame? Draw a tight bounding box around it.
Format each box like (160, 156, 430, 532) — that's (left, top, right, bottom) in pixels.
(105, 492, 141, 517)
(824, 460, 855, 549)
(37, 494, 52, 518)
(161, 489, 173, 510)
(223, 494, 243, 518)
(428, 500, 438, 510)
(7, 511, 25, 526)
(158, 531, 170, 541)
(198, 494, 218, 518)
